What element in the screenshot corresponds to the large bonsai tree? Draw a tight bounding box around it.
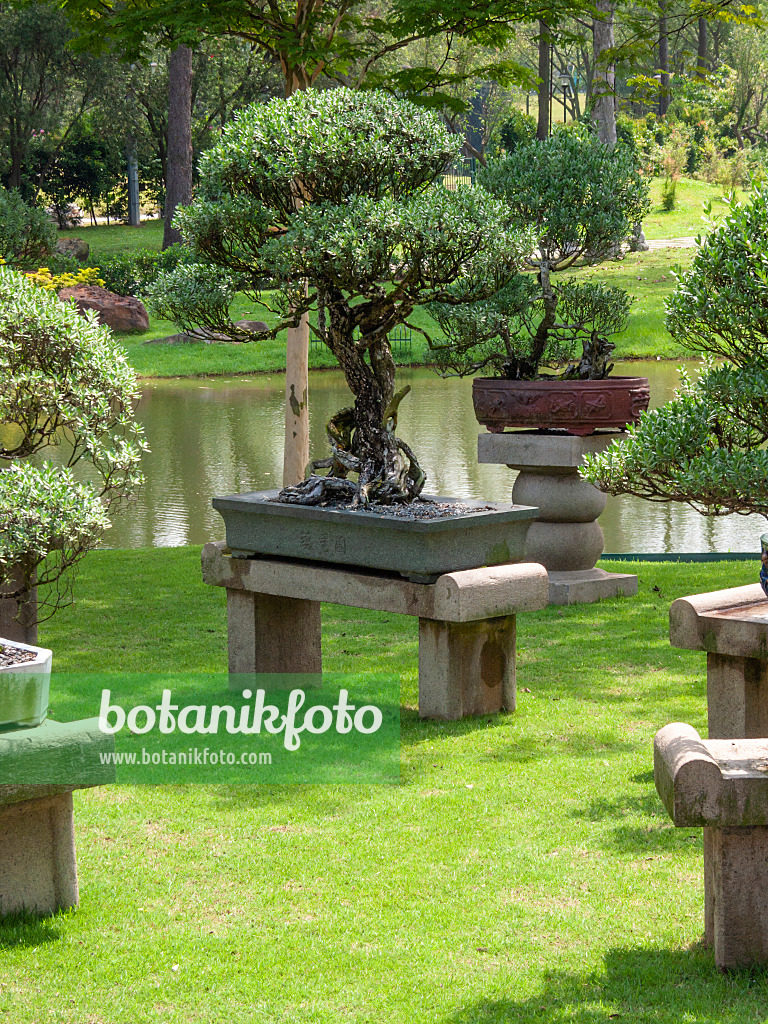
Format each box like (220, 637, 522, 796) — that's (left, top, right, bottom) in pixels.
(582, 189, 768, 518)
(427, 130, 650, 381)
(0, 266, 146, 641)
(149, 88, 533, 506)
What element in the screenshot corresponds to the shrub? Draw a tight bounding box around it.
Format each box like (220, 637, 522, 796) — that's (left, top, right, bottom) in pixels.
(583, 187, 768, 517)
(93, 243, 193, 296)
(0, 266, 146, 626)
(0, 187, 56, 269)
(498, 110, 536, 153)
(24, 266, 104, 290)
(615, 116, 639, 159)
(661, 175, 677, 210)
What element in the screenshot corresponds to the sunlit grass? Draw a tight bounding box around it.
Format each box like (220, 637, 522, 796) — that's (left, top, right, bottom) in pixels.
(5, 551, 763, 1022)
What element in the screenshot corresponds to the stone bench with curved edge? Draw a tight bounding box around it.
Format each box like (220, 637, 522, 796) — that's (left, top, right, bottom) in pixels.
(0, 718, 115, 917)
(669, 583, 768, 740)
(201, 540, 549, 721)
(654, 721, 768, 969)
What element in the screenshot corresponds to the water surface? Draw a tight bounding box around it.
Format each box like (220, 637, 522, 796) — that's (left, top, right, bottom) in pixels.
(103, 360, 766, 554)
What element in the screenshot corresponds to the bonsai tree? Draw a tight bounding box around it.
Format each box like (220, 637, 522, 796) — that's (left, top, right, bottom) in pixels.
(0, 266, 146, 641)
(582, 189, 768, 518)
(148, 88, 534, 506)
(426, 130, 650, 381)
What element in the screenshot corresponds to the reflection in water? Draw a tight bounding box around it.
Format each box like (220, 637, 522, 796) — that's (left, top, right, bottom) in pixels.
(50, 360, 766, 553)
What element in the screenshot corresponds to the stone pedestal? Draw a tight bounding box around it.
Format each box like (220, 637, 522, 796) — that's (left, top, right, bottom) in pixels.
(655, 722, 768, 969)
(0, 716, 115, 917)
(202, 542, 549, 721)
(477, 431, 637, 605)
(669, 583, 768, 739)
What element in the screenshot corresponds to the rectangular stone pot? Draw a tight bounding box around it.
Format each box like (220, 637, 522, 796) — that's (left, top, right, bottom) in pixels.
(0, 638, 52, 728)
(213, 490, 539, 582)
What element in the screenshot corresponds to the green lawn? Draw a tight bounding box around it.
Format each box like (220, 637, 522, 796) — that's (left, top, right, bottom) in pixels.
(57, 177, 724, 379)
(2, 550, 765, 1022)
(643, 177, 744, 240)
(60, 217, 165, 258)
(116, 247, 694, 378)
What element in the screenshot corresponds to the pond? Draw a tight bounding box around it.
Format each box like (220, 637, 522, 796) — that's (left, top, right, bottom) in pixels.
(101, 359, 764, 554)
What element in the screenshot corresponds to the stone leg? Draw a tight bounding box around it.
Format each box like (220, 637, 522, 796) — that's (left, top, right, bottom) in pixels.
(0, 792, 78, 917)
(418, 615, 516, 720)
(226, 589, 322, 684)
(704, 825, 768, 969)
(707, 653, 768, 739)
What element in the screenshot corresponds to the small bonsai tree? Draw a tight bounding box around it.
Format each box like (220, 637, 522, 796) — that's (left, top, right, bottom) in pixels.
(0, 266, 146, 640)
(427, 130, 650, 381)
(582, 189, 768, 518)
(148, 88, 533, 506)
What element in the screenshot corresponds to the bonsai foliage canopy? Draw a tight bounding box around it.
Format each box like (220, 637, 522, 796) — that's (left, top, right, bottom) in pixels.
(149, 87, 534, 505)
(583, 188, 768, 518)
(0, 267, 146, 624)
(427, 130, 650, 381)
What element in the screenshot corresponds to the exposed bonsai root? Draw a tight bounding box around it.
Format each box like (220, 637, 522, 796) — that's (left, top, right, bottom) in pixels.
(562, 332, 615, 381)
(280, 436, 426, 506)
(279, 397, 426, 507)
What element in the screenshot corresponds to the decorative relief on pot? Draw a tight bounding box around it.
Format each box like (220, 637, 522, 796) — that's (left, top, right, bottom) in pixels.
(580, 394, 611, 416)
(472, 377, 651, 435)
(549, 395, 578, 416)
(630, 385, 651, 417)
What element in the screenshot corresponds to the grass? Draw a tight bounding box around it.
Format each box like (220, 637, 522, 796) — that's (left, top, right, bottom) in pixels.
(3, 549, 766, 1021)
(60, 218, 165, 258)
(643, 177, 744, 241)
(58, 175, 732, 379)
(113, 247, 695, 378)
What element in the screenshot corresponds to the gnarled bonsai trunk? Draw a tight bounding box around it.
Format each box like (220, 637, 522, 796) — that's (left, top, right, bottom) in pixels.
(503, 260, 557, 379)
(279, 298, 425, 505)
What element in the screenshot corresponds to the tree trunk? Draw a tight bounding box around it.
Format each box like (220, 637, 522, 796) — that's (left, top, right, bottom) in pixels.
(0, 563, 37, 646)
(696, 17, 708, 80)
(163, 44, 193, 250)
(282, 72, 311, 487)
(537, 22, 551, 142)
(280, 297, 424, 505)
(658, 1, 670, 117)
(593, 0, 617, 148)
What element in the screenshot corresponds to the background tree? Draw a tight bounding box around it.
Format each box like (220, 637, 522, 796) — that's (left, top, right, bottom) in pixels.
(163, 43, 192, 248)
(0, 1, 109, 198)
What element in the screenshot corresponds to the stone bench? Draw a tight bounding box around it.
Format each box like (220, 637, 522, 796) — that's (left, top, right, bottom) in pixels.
(0, 718, 114, 917)
(655, 721, 768, 969)
(670, 583, 768, 739)
(201, 541, 549, 720)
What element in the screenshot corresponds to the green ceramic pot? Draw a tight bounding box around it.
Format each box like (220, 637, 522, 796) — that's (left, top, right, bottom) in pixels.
(0, 639, 52, 728)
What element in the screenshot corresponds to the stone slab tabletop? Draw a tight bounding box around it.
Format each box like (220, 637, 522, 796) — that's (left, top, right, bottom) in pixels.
(669, 584, 768, 659)
(0, 718, 115, 794)
(655, 722, 768, 827)
(477, 430, 628, 469)
(202, 541, 549, 622)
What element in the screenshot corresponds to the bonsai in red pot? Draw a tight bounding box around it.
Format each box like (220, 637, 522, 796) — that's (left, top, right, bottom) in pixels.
(427, 130, 651, 436)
